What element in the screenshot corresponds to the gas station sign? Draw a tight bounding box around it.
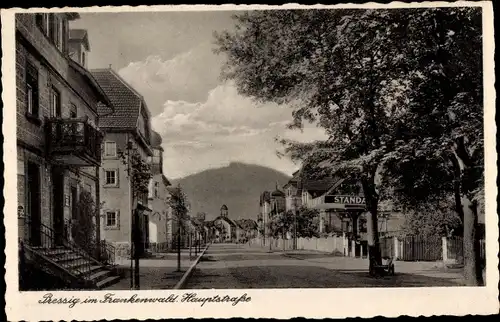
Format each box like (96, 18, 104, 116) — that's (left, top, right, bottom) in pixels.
(324, 195, 365, 206)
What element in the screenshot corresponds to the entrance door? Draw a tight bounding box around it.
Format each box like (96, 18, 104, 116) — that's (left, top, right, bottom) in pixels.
(27, 162, 41, 246)
(52, 167, 65, 246)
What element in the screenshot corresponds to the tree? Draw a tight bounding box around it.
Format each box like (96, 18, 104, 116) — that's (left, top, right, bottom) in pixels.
(295, 207, 320, 238)
(379, 7, 484, 285)
(215, 8, 485, 282)
(268, 212, 294, 238)
(215, 9, 412, 269)
(400, 200, 463, 238)
(166, 184, 190, 271)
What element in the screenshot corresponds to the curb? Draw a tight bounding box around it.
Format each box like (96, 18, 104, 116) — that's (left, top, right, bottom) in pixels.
(173, 243, 211, 290)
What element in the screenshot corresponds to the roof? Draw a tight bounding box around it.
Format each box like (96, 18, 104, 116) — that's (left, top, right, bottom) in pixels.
(69, 29, 89, 50)
(300, 177, 341, 194)
(68, 60, 113, 110)
(214, 215, 242, 229)
(271, 182, 285, 197)
(151, 131, 162, 148)
(91, 68, 142, 129)
(220, 204, 228, 210)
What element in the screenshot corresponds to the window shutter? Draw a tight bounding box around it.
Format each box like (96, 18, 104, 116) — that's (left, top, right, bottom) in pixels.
(116, 210, 120, 230)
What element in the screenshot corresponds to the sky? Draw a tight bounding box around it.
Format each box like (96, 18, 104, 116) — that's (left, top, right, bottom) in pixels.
(70, 11, 327, 179)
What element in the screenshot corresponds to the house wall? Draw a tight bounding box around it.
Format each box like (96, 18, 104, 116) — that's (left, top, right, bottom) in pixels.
(16, 13, 100, 240)
(100, 132, 131, 244)
(147, 173, 170, 245)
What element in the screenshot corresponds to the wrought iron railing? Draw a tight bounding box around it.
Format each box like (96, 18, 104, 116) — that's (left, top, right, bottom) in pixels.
(23, 217, 93, 280)
(100, 240, 116, 266)
(65, 218, 116, 266)
(45, 117, 102, 163)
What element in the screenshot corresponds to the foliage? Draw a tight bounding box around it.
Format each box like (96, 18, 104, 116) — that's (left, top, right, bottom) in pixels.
(215, 8, 485, 278)
(73, 190, 101, 256)
(195, 212, 207, 222)
(166, 184, 191, 228)
(296, 207, 320, 238)
(401, 199, 463, 238)
(237, 219, 258, 232)
(118, 144, 153, 198)
(267, 207, 320, 238)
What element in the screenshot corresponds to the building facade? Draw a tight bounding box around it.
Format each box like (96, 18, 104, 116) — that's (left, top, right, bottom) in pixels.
(147, 131, 173, 252)
(16, 12, 112, 251)
(90, 67, 154, 258)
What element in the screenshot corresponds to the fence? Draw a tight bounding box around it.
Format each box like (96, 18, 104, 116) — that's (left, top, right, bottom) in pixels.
(250, 235, 354, 256)
(149, 242, 171, 254)
(445, 236, 486, 265)
(251, 235, 486, 264)
(399, 235, 442, 261)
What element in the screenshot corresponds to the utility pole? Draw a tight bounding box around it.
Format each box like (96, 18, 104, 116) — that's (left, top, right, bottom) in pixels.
(126, 138, 134, 290)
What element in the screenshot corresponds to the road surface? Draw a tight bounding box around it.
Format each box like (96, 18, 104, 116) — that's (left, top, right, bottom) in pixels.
(184, 243, 464, 289)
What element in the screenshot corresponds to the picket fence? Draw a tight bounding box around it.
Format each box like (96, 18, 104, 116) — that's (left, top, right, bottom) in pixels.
(250, 235, 486, 264)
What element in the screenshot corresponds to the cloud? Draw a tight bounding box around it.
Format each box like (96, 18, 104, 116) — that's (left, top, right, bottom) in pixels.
(151, 82, 327, 179)
(118, 42, 225, 116)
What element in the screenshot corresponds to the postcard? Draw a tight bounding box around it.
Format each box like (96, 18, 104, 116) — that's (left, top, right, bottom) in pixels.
(2, 2, 498, 320)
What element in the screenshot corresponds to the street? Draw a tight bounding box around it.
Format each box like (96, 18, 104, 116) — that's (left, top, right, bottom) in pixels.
(184, 243, 465, 289)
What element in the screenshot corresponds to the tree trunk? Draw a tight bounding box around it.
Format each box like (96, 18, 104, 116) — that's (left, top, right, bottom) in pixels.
(362, 177, 381, 272)
(452, 143, 484, 286)
(177, 219, 181, 272)
(461, 195, 484, 286)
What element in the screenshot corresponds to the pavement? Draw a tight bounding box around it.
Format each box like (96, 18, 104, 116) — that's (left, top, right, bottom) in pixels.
(104, 249, 201, 290)
(182, 243, 466, 289)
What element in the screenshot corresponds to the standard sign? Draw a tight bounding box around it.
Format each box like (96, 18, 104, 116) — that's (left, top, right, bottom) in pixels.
(324, 195, 365, 205)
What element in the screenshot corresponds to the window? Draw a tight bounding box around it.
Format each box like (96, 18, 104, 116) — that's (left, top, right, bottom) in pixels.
(47, 14, 56, 40)
(25, 62, 39, 118)
(81, 51, 86, 67)
(104, 142, 117, 157)
(106, 211, 117, 227)
(85, 183, 92, 193)
(50, 87, 61, 118)
(302, 192, 309, 204)
(70, 104, 77, 118)
(105, 170, 118, 186)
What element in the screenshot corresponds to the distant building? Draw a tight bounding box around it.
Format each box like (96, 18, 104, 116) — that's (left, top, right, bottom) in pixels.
(147, 131, 173, 252)
(283, 170, 302, 212)
(213, 205, 243, 243)
(259, 183, 286, 242)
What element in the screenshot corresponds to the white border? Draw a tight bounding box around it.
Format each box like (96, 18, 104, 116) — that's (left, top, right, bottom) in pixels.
(2, 2, 498, 320)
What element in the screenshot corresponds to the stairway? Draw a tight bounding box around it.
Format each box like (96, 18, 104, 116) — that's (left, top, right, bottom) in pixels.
(24, 245, 121, 289)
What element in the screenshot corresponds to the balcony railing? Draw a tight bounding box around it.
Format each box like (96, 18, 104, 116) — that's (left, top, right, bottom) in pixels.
(46, 117, 103, 166)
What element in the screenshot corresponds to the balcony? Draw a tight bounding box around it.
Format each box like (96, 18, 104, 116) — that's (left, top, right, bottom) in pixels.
(45, 117, 102, 167)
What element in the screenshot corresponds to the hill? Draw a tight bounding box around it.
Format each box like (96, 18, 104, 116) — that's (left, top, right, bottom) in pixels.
(171, 162, 292, 221)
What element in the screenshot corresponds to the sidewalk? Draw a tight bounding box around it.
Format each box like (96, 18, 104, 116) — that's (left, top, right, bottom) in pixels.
(105, 251, 198, 290)
(247, 244, 465, 285)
